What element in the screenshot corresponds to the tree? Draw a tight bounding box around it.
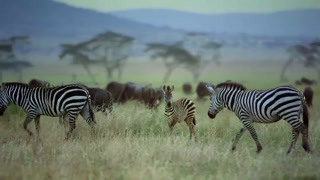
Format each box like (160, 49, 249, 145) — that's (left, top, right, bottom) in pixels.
(145, 33, 223, 82)
(60, 31, 134, 82)
(145, 43, 200, 82)
(280, 42, 320, 82)
(182, 32, 222, 67)
(0, 36, 32, 82)
(88, 31, 134, 80)
(60, 44, 98, 84)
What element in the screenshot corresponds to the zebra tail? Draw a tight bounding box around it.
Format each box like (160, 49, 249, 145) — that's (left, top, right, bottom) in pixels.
(302, 101, 309, 140)
(193, 117, 196, 125)
(87, 94, 96, 124)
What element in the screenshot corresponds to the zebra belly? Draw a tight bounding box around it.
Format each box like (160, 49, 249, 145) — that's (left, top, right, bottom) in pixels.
(252, 115, 281, 123)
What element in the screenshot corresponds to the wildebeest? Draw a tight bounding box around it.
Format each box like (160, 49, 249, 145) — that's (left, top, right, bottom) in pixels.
(28, 79, 50, 88)
(106, 81, 163, 108)
(196, 82, 214, 99)
(106, 81, 126, 103)
(141, 87, 164, 109)
(303, 87, 313, 107)
(182, 83, 192, 94)
(301, 77, 317, 86)
(87, 87, 113, 113)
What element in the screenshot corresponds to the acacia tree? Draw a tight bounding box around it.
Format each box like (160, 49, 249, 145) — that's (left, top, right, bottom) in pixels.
(59, 43, 98, 84)
(182, 32, 222, 67)
(145, 33, 223, 82)
(280, 42, 320, 82)
(60, 31, 134, 82)
(0, 36, 31, 82)
(145, 43, 200, 82)
(89, 31, 134, 80)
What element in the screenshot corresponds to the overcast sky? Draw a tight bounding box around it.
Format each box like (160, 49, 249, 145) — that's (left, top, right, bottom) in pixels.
(54, 0, 320, 13)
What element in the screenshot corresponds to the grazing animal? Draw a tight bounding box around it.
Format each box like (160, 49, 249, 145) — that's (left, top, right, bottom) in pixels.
(163, 85, 196, 140)
(207, 82, 310, 154)
(87, 87, 113, 113)
(182, 83, 192, 94)
(303, 87, 313, 107)
(0, 82, 95, 140)
(301, 77, 317, 86)
(141, 87, 164, 109)
(106, 81, 126, 103)
(28, 79, 50, 88)
(196, 82, 214, 99)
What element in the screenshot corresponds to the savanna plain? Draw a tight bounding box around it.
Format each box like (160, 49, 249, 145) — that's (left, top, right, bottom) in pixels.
(0, 60, 319, 180)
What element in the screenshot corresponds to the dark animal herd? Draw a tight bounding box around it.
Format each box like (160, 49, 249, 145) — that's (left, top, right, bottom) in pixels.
(0, 78, 317, 154)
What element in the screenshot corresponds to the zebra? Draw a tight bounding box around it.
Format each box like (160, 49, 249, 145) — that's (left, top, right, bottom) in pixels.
(163, 85, 196, 140)
(0, 82, 95, 140)
(206, 82, 310, 154)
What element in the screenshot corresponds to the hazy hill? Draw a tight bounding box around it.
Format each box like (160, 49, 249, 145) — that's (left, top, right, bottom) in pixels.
(111, 8, 320, 38)
(0, 0, 184, 43)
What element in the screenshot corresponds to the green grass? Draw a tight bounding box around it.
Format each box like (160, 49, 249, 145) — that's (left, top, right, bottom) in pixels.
(0, 60, 320, 180)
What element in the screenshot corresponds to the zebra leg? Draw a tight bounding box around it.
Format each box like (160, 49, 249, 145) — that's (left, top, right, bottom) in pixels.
(65, 112, 78, 140)
(80, 105, 96, 136)
(23, 115, 34, 136)
(185, 119, 196, 141)
(34, 115, 41, 138)
(231, 127, 247, 151)
(287, 128, 299, 154)
(244, 123, 262, 153)
(285, 119, 310, 153)
(168, 120, 177, 136)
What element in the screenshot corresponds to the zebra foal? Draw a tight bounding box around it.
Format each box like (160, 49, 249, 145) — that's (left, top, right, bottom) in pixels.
(0, 82, 95, 140)
(163, 85, 196, 140)
(206, 82, 310, 154)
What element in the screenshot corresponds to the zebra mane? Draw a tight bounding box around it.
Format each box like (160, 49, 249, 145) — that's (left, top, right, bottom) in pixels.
(215, 82, 246, 90)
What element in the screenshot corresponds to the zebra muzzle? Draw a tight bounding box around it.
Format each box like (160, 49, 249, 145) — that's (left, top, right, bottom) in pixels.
(208, 111, 216, 119)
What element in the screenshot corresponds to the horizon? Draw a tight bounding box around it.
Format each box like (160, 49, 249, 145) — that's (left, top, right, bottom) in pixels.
(54, 0, 320, 14)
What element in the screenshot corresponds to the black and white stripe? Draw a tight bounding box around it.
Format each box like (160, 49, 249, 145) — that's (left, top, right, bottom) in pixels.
(0, 82, 95, 139)
(207, 82, 310, 153)
(163, 85, 196, 140)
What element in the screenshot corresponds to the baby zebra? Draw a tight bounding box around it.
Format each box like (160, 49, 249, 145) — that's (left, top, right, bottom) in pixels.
(0, 82, 95, 140)
(163, 85, 196, 140)
(206, 82, 310, 154)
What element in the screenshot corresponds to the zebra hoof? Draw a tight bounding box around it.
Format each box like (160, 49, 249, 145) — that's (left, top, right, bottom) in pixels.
(231, 146, 236, 151)
(256, 146, 262, 154)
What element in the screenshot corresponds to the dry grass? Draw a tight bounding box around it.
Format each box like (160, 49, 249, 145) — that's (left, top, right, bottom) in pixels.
(0, 60, 320, 180)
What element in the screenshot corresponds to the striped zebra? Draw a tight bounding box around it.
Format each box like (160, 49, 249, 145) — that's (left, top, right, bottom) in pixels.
(0, 82, 95, 140)
(206, 82, 310, 154)
(163, 85, 196, 140)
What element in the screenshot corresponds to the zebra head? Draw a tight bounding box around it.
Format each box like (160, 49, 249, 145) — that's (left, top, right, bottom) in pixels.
(0, 85, 9, 116)
(206, 85, 223, 119)
(162, 85, 174, 107)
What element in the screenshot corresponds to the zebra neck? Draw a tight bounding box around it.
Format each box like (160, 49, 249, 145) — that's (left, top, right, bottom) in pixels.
(7, 87, 30, 108)
(164, 100, 174, 114)
(222, 89, 240, 111)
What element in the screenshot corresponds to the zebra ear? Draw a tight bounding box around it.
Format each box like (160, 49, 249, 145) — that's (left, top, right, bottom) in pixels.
(162, 85, 166, 91)
(171, 85, 174, 91)
(206, 85, 214, 94)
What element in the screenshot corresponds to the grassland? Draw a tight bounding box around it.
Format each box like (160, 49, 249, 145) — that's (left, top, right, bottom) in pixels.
(0, 60, 319, 180)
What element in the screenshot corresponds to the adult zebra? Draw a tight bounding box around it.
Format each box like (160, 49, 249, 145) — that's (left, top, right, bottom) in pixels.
(163, 85, 196, 140)
(206, 82, 310, 154)
(0, 82, 95, 140)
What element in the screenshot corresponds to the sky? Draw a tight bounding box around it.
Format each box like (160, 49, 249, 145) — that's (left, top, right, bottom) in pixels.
(54, 0, 320, 14)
